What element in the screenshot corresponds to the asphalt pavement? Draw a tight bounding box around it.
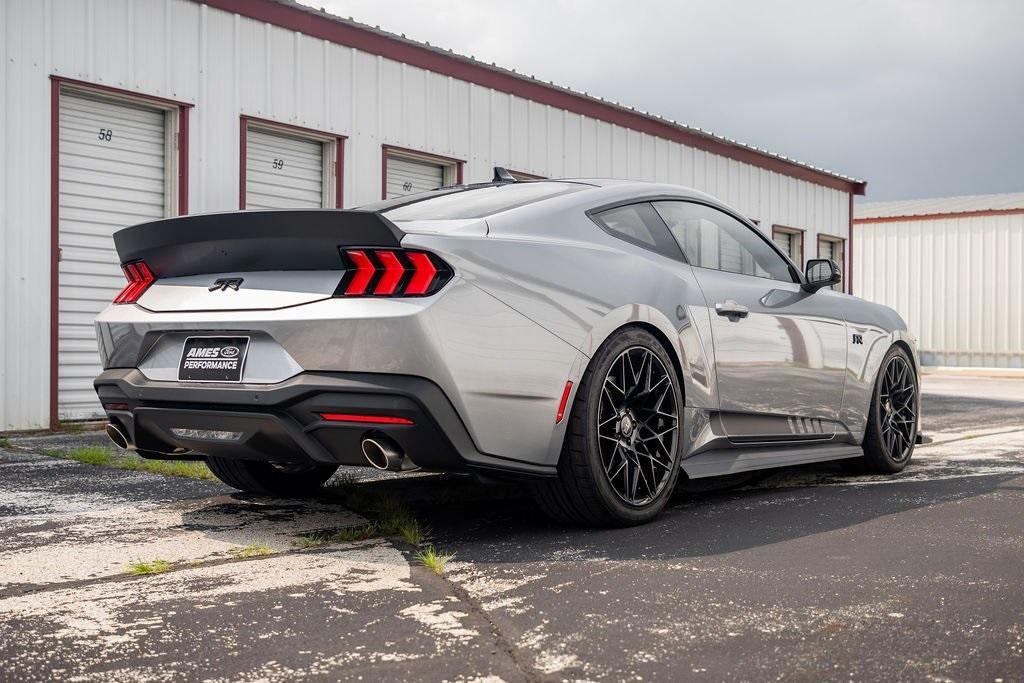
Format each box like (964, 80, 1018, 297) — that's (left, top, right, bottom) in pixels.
(2, 374, 1022, 681)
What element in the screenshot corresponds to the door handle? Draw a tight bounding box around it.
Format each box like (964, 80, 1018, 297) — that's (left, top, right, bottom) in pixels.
(715, 300, 749, 319)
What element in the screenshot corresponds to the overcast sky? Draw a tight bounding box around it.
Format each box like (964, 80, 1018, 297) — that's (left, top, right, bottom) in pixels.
(302, 0, 1024, 202)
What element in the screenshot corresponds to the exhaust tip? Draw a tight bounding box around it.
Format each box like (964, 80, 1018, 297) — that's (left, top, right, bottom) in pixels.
(361, 437, 392, 470)
(361, 436, 419, 472)
(105, 423, 131, 450)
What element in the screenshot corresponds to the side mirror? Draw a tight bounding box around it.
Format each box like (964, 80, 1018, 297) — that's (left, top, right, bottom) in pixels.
(803, 259, 841, 293)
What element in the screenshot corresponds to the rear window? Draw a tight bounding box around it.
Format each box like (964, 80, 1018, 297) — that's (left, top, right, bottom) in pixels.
(382, 182, 585, 221)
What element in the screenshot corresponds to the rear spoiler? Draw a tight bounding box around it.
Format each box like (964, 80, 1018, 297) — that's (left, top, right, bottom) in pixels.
(113, 210, 404, 277)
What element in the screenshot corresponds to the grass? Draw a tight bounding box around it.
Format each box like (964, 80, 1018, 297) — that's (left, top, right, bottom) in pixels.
(415, 545, 455, 576)
(229, 542, 274, 559)
(127, 559, 173, 575)
(45, 445, 216, 481)
(0, 437, 10, 448)
(292, 495, 427, 549)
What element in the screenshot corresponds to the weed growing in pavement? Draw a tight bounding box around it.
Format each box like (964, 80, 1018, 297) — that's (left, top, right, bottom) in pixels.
(43, 445, 216, 481)
(292, 495, 429, 549)
(229, 543, 275, 558)
(127, 559, 173, 575)
(293, 524, 380, 549)
(415, 546, 455, 576)
(0, 437, 11, 448)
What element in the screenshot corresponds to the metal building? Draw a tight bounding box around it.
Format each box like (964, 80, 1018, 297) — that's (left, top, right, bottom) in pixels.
(0, 0, 866, 430)
(854, 192, 1024, 367)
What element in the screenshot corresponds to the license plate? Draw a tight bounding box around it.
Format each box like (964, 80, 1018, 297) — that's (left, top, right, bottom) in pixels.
(178, 336, 250, 382)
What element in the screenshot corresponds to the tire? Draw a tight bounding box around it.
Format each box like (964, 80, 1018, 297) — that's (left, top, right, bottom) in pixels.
(534, 327, 684, 526)
(205, 457, 337, 496)
(860, 345, 918, 474)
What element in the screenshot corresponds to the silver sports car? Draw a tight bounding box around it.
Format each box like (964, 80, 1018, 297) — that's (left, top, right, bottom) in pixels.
(94, 170, 920, 526)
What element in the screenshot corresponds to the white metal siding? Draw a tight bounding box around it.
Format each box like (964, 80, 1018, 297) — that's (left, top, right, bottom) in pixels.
(0, 0, 854, 429)
(386, 155, 445, 199)
(58, 91, 167, 419)
(245, 128, 324, 209)
(854, 214, 1024, 368)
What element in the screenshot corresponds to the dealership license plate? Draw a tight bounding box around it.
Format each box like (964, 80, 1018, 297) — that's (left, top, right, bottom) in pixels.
(178, 336, 250, 382)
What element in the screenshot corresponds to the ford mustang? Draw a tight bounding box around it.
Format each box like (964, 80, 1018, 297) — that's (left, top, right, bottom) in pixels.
(94, 171, 920, 526)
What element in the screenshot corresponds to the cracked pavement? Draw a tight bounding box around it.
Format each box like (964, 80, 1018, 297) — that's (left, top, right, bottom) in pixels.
(2, 374, 1023, 681)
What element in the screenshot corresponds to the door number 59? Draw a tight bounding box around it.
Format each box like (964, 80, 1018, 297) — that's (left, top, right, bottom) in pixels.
(272, 158, 284, 170)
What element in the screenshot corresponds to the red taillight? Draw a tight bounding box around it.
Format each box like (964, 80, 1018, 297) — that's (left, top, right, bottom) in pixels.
(113, 260, 155, 304)
(318, 412, 415, 425)
(337, 248, 451, 298)
(343, 250, 375, 296)
(373, 250, 405, 296)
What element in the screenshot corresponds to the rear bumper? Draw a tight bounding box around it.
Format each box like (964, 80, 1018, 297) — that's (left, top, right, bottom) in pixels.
(94, 368, 556, 478)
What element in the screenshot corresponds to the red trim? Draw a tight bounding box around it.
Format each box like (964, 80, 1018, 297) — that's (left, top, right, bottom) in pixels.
(239, 115, 348, 209)
(178, 107, 190, 214)
(49, 79, 60, 427)
(771, 224, 806, 267)
(852, 207, 1024, 224)
(319, 413, 415, 425)
(197, 0, 864, 195)
(847, 193, 854, 295)
(48, 76, 192, 427)
(381, 144, 466, 200)
(49, 76, 195, 110)
(238, 120, 247, 209)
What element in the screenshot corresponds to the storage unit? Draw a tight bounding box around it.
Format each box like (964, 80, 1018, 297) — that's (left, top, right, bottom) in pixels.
(240, 118, 344, 210)
(57, 88, 178, 419)
(383, 147, 461, 199)
(854, 193, 1024, 367)
(772, 225, 804, 264)
(0, 0, 865, 430)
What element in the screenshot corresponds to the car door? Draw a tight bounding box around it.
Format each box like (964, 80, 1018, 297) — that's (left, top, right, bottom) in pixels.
(652, 200, 848, 441)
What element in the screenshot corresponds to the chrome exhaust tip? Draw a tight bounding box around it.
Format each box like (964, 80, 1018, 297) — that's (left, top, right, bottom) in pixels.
(105, 423, 133, 451)
(361, 436, 419, 472)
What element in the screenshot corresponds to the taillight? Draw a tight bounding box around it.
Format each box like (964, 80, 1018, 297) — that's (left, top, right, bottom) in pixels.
(336, 248, 452, 298)
(113, 260, 156, 304)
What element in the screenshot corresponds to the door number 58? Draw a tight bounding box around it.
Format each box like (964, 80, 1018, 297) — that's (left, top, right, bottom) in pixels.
(98, 128, 113, 141)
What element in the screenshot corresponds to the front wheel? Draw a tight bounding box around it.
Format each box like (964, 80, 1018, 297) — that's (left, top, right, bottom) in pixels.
(860, 345, 918, 473)
(534, 328, 684, 526)
(206, 457, 337, 496)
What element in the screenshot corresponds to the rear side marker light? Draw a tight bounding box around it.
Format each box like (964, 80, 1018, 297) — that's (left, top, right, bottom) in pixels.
(113, 260, 156, 304)
(319, 413, 415, 426)
(336, 248, 452, 298)
(555, 381, 573, 424)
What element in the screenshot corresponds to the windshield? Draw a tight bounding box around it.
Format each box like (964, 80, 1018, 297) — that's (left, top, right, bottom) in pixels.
(381, 182, 587, 221)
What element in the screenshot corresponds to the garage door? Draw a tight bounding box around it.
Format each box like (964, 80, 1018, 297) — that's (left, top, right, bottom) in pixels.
(386, 154, 445, 199)
(58, 91, 168, 419)
(245, 128, 324, 209)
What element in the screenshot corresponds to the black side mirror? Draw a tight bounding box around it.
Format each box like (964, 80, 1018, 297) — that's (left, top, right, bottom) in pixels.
(803, 259, 842, 293)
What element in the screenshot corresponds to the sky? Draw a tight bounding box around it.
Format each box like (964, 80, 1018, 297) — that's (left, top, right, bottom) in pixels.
(300, 0, 1024, 202)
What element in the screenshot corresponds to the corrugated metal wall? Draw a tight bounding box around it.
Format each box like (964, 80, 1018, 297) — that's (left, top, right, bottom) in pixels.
(0, 0, 852, 429)
(854, 214, 1024, 367)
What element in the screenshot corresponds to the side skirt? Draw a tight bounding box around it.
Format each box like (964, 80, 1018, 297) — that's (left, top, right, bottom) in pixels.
(681, 443, 863, 479)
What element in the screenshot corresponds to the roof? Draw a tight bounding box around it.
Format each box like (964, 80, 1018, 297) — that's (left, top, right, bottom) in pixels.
(854, 192, 1024, 222)
(198, 0, 866, 196)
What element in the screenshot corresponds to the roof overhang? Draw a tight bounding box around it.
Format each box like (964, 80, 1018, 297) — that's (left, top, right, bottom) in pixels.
(196, 0, 867, 196)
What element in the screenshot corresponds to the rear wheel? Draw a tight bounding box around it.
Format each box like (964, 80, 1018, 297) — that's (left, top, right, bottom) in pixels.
(861, 346, 918, 473)
(205, 457, 337, 496)
(534, 328, 684, 526)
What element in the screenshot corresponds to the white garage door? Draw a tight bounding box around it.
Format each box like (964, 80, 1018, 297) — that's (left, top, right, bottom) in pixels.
(245, 128, 324, 209)
(386, 154, 445, 199)
(773, 231, 793, 259)
(58, 91, 168, 419)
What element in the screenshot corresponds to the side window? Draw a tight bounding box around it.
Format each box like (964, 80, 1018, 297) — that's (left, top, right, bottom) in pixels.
(592, 203, 683, 260)
(652, 201, 795, 283)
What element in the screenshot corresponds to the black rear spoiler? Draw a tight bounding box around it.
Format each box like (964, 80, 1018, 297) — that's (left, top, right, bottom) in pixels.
(113, 209, 404, 277)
